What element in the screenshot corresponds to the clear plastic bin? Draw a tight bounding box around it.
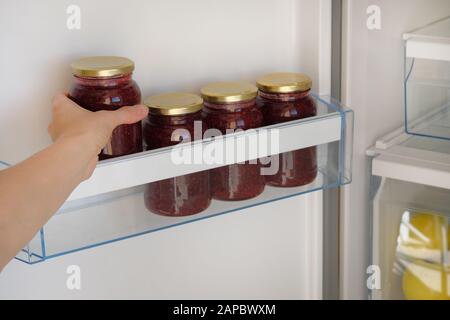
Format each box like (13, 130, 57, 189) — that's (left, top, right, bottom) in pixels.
(404, 16, 450, 140)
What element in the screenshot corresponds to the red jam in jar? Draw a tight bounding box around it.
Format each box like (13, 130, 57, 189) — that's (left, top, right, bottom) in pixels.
(69, 56, 143, 160)
(143, 93, 211, 217)
(256, 72, 318, 187)
(201, 82, 265, 201)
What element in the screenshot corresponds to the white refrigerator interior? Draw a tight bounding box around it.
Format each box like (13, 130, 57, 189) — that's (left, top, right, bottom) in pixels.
(0, 0, 333, 299)
(340, 0, 450, 299)
(367, 10, 450, 300)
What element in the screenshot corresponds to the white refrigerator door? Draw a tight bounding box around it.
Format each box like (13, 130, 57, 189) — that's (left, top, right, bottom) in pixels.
(0, 0, 332, 299)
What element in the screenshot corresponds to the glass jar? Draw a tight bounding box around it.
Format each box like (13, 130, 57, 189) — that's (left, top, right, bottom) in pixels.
(201, 82, 265, 201)
(256, 72, 318, 187)
(69, 56, 143, 160)
(143, 93, 211, 217)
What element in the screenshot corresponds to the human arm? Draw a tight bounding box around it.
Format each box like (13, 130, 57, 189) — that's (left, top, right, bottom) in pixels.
(0, 94, 148, 270)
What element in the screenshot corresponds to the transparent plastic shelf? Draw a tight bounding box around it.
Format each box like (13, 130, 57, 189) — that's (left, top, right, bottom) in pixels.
(13, 95, 353, 264)
(404, 17, 450, 141)
(368, 127, 450, 190)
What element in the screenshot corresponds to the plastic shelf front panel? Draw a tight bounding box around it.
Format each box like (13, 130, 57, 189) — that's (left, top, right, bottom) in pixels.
(15, 95, 353, 264)
(404, 17, 450, 141)
(369, 129, 450, 190)
(68, 94, 348, 202)
(404, 16, 450, 62)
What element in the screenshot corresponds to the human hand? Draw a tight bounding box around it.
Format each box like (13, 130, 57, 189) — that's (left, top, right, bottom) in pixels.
(48, 93, 148, 178)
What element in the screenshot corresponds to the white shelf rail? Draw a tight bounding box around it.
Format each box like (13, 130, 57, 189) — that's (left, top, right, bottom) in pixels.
(69, 113, 342, 201)
(403, 16, 450, 62)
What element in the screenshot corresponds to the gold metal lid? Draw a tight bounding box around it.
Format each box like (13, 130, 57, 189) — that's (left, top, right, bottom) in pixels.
(256, 72, 312, 93)
(71, 56, 135, 77)
(144, 93, 203, 116)
(201, 82, 258, 104)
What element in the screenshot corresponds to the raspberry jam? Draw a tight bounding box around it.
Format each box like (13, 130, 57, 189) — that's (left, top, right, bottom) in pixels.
(143, 93, 211, 217)
(256, 73, 318, 187)
(201, 82, 265, 201)
(68, 56, 143, 160)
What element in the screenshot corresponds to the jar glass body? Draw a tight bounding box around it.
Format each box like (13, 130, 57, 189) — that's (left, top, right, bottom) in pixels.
(202, 99, 265, 200)
(257, 90, 318, 187)
(69, 73, 143, 160)
(143, 111, 211, 216)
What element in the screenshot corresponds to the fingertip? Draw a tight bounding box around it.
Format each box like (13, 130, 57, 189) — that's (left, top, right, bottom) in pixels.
(112, 105, 149, 126)
(137, 105, 149, 116)
(53, 92, 66, 103)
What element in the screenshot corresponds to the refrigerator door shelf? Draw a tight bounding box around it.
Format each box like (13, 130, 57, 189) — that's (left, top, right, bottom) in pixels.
(403, 17, 450, 141)
(68, 94, 352, 203)
(15, 95, 354, 264)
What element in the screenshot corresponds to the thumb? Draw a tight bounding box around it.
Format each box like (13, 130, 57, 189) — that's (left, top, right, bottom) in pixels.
(110, 105, 149, 127)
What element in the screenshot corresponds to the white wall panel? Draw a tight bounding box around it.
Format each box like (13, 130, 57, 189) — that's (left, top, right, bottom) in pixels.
(0, 0, 328, 164)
